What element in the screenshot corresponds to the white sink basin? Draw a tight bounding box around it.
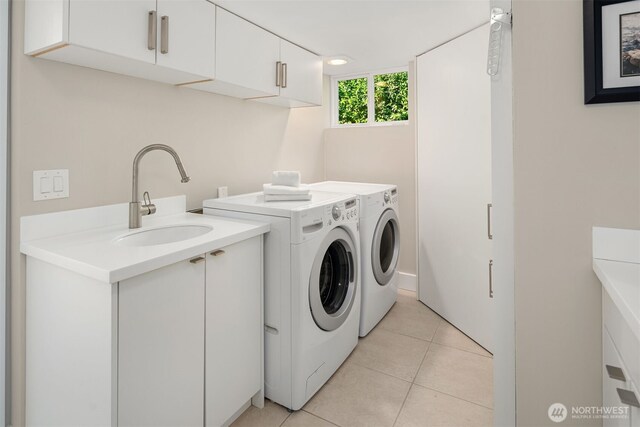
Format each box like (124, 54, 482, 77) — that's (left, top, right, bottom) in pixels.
(114, 224, 213, 247)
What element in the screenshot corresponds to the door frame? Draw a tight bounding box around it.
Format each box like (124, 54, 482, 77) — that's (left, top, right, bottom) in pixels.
(488, 0, 515, 425)
(413, 1, 515, 424)
(0, 0, 9, 423)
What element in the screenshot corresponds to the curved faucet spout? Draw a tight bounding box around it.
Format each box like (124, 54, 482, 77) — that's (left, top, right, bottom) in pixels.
(129, 144, 190, 228)
(131, 144, 190, 203)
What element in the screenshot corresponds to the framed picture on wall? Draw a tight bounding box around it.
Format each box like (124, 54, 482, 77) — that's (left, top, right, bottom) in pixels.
(583, 0, 640, 104)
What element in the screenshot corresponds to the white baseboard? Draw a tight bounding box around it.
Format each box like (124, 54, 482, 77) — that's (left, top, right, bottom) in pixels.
(397, 271, 416, 292)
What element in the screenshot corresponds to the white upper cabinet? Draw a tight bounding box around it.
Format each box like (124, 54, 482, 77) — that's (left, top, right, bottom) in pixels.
(25, 1, 322, 107)
(274, 39, 323, 107)
(24, 0, 216, 85)
(155, 0, 216, 80)
(188, 6, 323, 107)
(191, 7, 280, 99)
(68, 0, 156, 64)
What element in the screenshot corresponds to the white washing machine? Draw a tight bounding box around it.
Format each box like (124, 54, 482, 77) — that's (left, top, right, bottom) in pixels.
(309, 182, 400, 337)
(203, 191, 360, 411)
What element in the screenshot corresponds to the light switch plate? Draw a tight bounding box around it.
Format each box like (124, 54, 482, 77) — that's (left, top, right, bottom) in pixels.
(33, 169, 69, 201)
(217, 186, 228, 198)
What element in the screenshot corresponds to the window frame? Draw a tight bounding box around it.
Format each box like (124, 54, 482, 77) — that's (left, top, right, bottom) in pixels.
(331, 66, 409, 128)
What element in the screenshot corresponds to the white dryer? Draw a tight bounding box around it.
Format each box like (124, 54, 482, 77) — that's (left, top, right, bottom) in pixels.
(203, 191, 360, 410)
(310, 182, 400, 337)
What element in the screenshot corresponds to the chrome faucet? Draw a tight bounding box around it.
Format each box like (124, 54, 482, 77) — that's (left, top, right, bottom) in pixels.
(129, 144, 190, 229)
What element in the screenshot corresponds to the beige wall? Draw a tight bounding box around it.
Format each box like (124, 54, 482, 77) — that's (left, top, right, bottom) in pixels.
(9, 1, 329, 423)
(324, 66, 416, 275)
(512, 0, 640, 425)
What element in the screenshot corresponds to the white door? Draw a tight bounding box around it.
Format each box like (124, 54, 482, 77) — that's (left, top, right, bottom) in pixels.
(417, 24, 493, 351)
(69, 0, 156, 64)
(155, 0, 215, 79)
(279, 39, 323, 106)
(118, 257, 205, 427)
(215, 7, 280, 98)
(206, 237, 262, 426)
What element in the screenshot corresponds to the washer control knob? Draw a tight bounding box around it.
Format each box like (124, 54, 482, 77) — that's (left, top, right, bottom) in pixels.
(332, 205, 341, 220)
(384, 192, 391, 203)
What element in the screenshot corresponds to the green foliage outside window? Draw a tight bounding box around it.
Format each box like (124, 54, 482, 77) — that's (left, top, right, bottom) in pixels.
(337, 71, 408, 125)
(374, 72, 408, 122)
(338, 77, 368, 124)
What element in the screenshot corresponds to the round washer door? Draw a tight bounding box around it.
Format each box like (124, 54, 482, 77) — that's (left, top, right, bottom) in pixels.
(309, 227, 358, 332)
(372, 208, 400, 286)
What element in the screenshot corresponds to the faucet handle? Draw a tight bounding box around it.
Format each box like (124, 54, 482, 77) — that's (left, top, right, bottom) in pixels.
(142, 191, 156, 215)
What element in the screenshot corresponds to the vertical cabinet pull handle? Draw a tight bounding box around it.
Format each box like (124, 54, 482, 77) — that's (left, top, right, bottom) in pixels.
(489, 260, 494, 298)
(617, 388, 640, 408)
(275, 61, 282, 87)
(210, 250, 225, 257)
(189, 256, 205, 264)
(281, 63, 288, 88)
(606, 365, 626, 382)
(160, 15, 169, 54)
(147, 11, 157, 51)
(487, 203, 493, 239)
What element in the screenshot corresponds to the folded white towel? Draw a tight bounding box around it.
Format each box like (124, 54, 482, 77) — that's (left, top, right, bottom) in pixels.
(263, 183, 310, 196)
(264, 193, 312, 202)
(272, 171, 301, 187)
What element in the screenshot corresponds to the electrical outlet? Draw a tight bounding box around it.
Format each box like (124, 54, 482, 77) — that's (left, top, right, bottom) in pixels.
(217, 186, 228, 198)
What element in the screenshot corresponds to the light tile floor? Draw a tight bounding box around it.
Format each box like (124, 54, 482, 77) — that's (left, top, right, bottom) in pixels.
(232, 290, 493, 427)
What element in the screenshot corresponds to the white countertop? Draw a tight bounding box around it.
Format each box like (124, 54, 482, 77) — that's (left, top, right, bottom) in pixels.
(593, 227, 640, 341)
(21, 209, 269, 284)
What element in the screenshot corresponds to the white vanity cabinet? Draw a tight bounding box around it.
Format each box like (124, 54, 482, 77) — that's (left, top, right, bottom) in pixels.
(118, 237, 263, 427)
(594, 227, 640, 427)
(24, 0, 216, 85)
(23, 201, 267, 427)
(170, 6, 323, 107)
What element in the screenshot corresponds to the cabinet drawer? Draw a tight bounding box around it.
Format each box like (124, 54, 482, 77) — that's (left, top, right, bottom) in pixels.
(603, 328, 633, 427)
(604, 289, 640, 386)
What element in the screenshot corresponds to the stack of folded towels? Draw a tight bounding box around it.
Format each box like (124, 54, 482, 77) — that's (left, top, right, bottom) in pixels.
(263, 171, 311, 202)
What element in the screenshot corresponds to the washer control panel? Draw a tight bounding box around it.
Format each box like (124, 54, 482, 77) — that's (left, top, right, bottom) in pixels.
(383, 188, 398, 207)
(326, 198, 358, 226)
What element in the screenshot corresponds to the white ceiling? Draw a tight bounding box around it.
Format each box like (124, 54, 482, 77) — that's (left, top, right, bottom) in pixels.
(216, 0, 490, 75)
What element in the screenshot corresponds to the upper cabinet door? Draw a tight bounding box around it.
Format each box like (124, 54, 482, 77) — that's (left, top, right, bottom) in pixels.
(215, 7, 280, 97)
(155, 0, 215, 80)
(279, 40, 323, 106)
(69, 0, 156, 64)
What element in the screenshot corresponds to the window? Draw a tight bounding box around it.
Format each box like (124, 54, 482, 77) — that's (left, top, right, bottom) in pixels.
(332, 68, 409, 127)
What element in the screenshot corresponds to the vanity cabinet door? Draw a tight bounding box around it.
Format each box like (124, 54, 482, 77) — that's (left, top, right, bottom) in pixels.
(118, 257, 205, 427)
(206, 236, 263, 426)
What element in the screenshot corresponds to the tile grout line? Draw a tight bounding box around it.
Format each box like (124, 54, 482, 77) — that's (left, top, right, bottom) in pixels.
(278, 412, 291, 427)
(300, 409, 341, 427)
(410, 382, 495, 412)
(390, 335, 434, 427)
(412, 337, 434, 385)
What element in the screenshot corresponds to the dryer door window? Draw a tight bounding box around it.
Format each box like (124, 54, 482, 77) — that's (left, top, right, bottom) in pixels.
(309, 227, 358, 332)
(372, 209, 400, 286)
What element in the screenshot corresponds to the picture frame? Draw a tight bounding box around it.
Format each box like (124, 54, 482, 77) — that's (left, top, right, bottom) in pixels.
(583, 0, 640, 104)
